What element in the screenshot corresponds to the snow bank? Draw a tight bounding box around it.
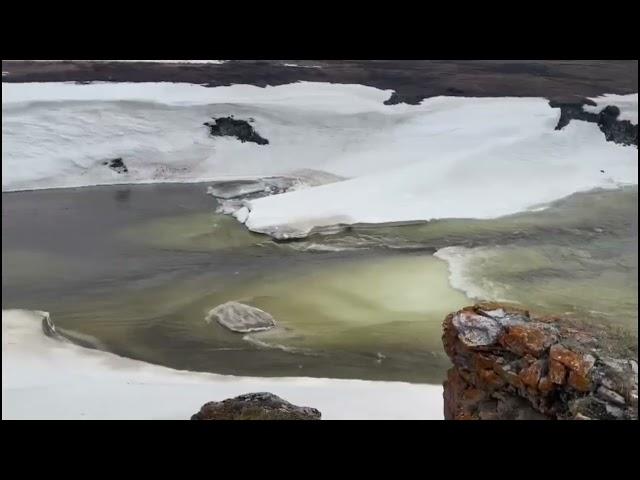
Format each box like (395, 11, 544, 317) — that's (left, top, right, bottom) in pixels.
(2, 82, 396, 191)
(2, 309, 443, 420)
(2, 82, 637, 235)
(2, 81, 390, 110)
(583, 93, 638, 123)
(242, 99, 637, 238)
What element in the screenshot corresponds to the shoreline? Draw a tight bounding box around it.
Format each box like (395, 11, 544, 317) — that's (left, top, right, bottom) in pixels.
(3, 60, 637, 105)
(2, 309, 444, 420)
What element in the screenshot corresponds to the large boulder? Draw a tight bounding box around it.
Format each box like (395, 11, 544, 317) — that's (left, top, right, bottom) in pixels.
(205, 301, 276, 333)
(442, 303, 638, 420)
(191, 393, 321, 420)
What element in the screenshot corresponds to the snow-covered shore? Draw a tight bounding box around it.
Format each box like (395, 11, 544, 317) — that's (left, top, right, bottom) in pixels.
(1, 309, 444, 420)
(3, 81, 636, 238)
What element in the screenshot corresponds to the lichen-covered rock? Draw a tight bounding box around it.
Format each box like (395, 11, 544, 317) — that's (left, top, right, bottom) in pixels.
(191, 392, 321, 420)
(500, 323, 558, 357)
(205, 301, 276, 333)
(442, 303, 638, 420)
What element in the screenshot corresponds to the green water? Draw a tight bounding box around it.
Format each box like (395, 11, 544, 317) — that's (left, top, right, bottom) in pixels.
(2, 184, 637, 382)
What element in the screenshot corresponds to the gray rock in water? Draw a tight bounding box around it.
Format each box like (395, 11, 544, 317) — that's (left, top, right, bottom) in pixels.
(205, 301, 276, 333)
(451, 310, 502, 347)
(191, 392, 321, 420)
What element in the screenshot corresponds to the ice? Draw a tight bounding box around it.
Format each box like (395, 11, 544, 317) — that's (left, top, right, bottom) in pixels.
(205, 301, 276, 333)
(434, 246, 506, 301)
(2, 309, 443, 420)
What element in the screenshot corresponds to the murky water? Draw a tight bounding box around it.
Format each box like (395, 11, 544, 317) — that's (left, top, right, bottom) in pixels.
(2, 183, 637, 383)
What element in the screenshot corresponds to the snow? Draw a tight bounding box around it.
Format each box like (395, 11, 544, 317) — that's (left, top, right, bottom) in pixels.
(2, 309, 444, 420)
(242, 102, 637, 237)
(2, 82, 637, 236)
(2, 81, 396, 191)
(583, 93, 638, 123)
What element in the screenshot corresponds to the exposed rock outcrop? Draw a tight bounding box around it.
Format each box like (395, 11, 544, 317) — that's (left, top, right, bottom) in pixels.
(443, 303, 638, 420)
(191, 392, 321, 420)
(204, 116, 269, 145)
(205, 301, 276, 333)
(102, 158, 128, 173)
(550, 101, 638, 147)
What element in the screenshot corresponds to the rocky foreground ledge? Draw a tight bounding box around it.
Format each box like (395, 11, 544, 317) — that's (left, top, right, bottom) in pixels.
(191, 392, 321, 420)
(443, 303, 638, 420)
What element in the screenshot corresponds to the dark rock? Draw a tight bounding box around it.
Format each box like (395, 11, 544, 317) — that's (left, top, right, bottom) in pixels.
(383, 91, 425, 106)
(597, 105, 638, 146)
(204, 117, 269, 145)
(103, 157, 128, 173)
(41, 313, 58, 338)
(191, 392, 321, 420)
(549, 101, 638, 147)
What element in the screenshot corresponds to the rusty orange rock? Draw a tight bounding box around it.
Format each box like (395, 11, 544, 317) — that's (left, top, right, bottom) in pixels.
(475, 354, 500, 370)
(460, 387, 486, 407)
(442, 304, 637, 421)
(549, 359, 567, 384)
(549, 344, 595, 377)
(478, 368, 505, 389)
(538, 376, 555, 394)
(519, 360, 545, 389)
(443, 368, 467, 420)
(500, 323, 558, 357)
(568, 370, 592, 392)
(503, 370, 525, 389)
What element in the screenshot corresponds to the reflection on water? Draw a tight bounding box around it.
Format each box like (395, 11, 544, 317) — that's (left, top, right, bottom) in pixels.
(2, 184, 637, 383)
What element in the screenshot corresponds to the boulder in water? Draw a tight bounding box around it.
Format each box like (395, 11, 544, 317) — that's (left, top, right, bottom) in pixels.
(205, 301, 276, 333)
